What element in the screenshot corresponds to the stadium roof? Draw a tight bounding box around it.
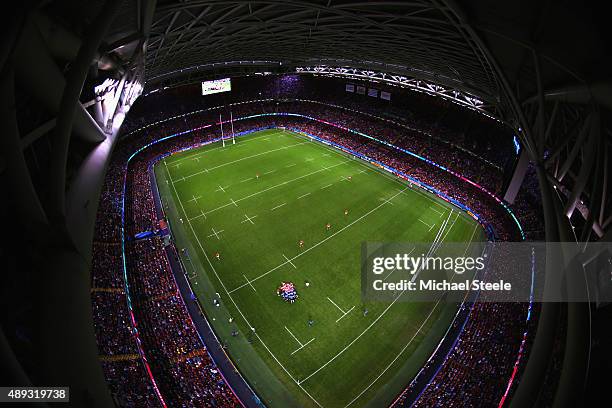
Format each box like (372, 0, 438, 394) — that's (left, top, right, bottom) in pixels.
(32, 0, 612, 241)
(101, 1, 606, 107)
(37, 0, 606, 127)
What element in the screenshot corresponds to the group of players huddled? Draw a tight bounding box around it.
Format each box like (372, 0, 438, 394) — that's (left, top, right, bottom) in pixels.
(276, 281, 299, 303)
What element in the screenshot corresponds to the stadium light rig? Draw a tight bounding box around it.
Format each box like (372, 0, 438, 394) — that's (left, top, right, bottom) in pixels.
(296, 65, 501, 122)
(513, 135, 521, 155)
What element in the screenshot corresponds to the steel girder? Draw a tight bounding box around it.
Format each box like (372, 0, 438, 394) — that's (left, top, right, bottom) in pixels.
(144, 1, 502, 101)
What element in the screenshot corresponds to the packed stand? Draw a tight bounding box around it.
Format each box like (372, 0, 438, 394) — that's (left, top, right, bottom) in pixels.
(92, 121, 250, 406)
(91, 166, 162, 406)
(394, 303, 531, 408)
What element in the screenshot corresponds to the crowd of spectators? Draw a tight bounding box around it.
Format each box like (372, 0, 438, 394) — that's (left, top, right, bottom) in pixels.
(278, 99, 507, 195)
(512, 165, 545, 240)
(91, 120, 243, 406)
(92, 93, 541, 406)
(100, 360, 161, 407)
(125, 103, 503, 194)
(91, 242, 124, 288)
(395, 302, 531, 407)
(122, 74, 515, 168)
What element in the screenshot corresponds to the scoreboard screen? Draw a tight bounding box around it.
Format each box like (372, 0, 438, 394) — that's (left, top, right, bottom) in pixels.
(201, 78, 232, 95)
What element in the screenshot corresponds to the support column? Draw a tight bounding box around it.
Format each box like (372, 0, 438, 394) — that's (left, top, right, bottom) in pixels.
(66, 130, 119, 257)
(504, 148, 530, 204)
(14, 19, 106, 144)
(1, 56, 114, 408)
(47, 0, 122, 218)
(104, 73, 128, 127)
(510, 161, 563, 408)
(94, 97, 104, 127)
(0, 66, 48, 230)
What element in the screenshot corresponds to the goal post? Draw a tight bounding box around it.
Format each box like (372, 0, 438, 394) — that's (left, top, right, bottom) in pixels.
(230, 110, 236, 144)
(219, 113, 225, 147)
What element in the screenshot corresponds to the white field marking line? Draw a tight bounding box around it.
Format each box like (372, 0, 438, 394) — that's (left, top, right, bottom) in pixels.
(344, 214, 472, 408)
(285, 326, 304, 347)
(382, 248, 414, 281)
(383, 267, 396, 281)
(297, 192, 311, 200)
(318, 131, 477, 235)
(462, 222, 480, 257)
(327, 297, 355, 323)
(383, 196, 395, 206)
(283, 254, 297, 269)
(336, 306, 356, 323)
(285, 327, 316, 356)
(167, 131, 272, 165)
(270, 202, 286, 211)
(199, 209, 207, 220)
(179, 141, 308, 181)
(300, 211, 452, 385)
(322, 153, 331, 157)
(189, 160, 350, 220)
(263, 169, 276, 175)
(193, 157, 200, 162)
(291, 338, 316, 356)
(427, 210, 454, 258)
(230, 198, 238, 207)
(239, 177, 253, 183)
(241, 214, 257, 225)
(424, 211, 459, 267)
(418, 218, 433, 229)
(215, 185, 227, 193)
(429, 206, 444, 217)
(343, 292, 444, 408)
(395, 186, 447, 211)
(285, 163, 297, 168)
(207, 227, 224, 240)
(228, 188, 407, 293)
(188, 195, 202, 203)
(341, 176, 351, 182)
(166, 146, 319, 395)
(433, 211, 459, 254)
(321, 183, 333, 189)
(327, 297, 348, 314)
(243, 274, 257, 292)
(166, 161, 324, 408)
(305, 157, 314, 162)
(296, 134, 362, 165)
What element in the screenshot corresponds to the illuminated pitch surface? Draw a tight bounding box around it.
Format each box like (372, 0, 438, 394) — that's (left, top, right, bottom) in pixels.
(155, 129, 485, 408)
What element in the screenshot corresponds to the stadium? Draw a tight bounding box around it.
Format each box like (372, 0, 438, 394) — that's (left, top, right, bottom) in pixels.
(1, 1, 611, 407)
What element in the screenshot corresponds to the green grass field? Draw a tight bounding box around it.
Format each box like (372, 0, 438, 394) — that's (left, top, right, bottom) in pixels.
(154, 128, 485, 408)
